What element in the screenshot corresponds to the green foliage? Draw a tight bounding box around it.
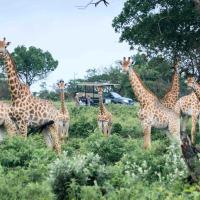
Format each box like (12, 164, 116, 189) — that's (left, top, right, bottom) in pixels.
(12, 46, 58, 86)
(112, 0, 200, 78)
(111, 123, 122, 134)
(0, 103, 199, 199)
(50, 152, 108, 200)
(0, 135, 56, 199)
(83, 133, 125, 164)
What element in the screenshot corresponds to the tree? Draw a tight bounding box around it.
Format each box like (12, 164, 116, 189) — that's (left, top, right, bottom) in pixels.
(11, 46, 58, 86)
(112, 0, 200, 78)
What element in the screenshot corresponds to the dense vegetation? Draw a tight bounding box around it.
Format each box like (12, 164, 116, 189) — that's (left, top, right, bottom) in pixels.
(0, 102, 200, 199)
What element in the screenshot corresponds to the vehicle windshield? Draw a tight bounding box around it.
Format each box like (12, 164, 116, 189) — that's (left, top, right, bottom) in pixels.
(111, 92, 122, 98)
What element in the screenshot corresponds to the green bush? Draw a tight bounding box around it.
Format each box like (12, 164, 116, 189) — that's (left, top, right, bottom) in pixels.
(111, 123, 122, 134)
(84, 133, 125, 164)
(69, 119, 96, 138)
(50, 152, 108, 200)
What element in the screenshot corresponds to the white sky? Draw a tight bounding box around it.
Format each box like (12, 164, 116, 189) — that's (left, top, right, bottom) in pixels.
(0, 0, 131, 91)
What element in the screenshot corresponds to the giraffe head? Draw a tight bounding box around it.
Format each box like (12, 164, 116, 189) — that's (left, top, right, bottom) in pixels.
(185, 76, 196, 89)
(120, 57, 133, 73)
(57, 80, 67, 91)
(0, 38, 10, 57)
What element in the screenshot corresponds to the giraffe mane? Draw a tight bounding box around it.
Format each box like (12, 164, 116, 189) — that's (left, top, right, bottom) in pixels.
(7, 51, 22, 82)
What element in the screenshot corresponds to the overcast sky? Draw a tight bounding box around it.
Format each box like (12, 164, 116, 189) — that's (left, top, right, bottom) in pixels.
(0, 0, 132, 91)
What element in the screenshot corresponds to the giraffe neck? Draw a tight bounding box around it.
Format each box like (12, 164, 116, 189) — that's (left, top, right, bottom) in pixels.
(162, 71, 179, 101)
(3, 51, 22, 101)
(98, 93, 106, 115)
(128, 67, 157, 106)
(60, 89, 66, 114)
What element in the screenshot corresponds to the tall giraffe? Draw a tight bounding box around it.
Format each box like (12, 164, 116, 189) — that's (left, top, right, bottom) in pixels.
(97, 86, 112, 136)
(0, 101, 17, 141)
(161, 59, 180, 109)
(0, 38, 62, 154)
(121, 57, 180, 149)
(174, 92, 200, 144)
(57, 80, 70, 140)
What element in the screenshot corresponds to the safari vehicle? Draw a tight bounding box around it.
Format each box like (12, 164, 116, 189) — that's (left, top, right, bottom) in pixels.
(76, 82, 134, 106)
(76, 82, 119, 106)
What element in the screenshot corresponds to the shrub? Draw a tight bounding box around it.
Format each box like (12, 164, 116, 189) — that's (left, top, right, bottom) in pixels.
(84, 133, 125, 164)
(121, 142, 187, 183)
(111, 123, 122, 134)
(50, 152, 108, 200)
(69, 120, 96, 138)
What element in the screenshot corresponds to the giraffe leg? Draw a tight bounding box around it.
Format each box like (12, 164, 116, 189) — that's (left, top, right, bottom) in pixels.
(181, 115, 189, 132)
(42, 127, 53, 148)
(191, 115, 197, 144)
(17, 120, 28, 137)
(169, 118, 181, 144)
(0, 126, 6, 142)
(107, 121, 112, 137)
(4, 118, 16, 137)
(103, 121, 109, 137)
(143, 125, 151, 149)
(48, 123, 61, 154)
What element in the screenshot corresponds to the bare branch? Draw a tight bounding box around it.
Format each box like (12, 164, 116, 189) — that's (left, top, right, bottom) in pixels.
(76, 0, 109, 9)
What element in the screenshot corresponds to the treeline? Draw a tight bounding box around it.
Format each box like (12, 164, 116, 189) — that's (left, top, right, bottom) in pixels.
(0, 54, 189, 101)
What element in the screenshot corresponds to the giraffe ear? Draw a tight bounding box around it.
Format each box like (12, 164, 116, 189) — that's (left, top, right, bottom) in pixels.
(119, 61, 122, 65)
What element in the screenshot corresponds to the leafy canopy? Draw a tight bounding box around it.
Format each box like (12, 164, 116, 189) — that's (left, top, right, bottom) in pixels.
(112, 0, 200, 77)
(12, 46, 58, 86)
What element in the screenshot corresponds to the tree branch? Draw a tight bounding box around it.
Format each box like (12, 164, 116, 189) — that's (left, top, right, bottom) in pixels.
(76, 0, 109, 9)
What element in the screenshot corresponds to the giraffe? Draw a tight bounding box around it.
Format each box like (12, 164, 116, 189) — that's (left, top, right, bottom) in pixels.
(121, 57, 181, 149)
(183, 76, 200, 143)
(174, 92, 200, 144)
(161, 59, 180, 109)
(0, 38, 62, 154)
(0, 101, 17, 141)
(97, 86, 112, 136)
(186, 76, 200, 101)
(57, 80, 70, 141)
